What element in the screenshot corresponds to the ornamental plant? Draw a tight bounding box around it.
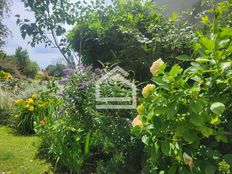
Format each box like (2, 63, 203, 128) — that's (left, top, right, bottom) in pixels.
(38, 66, 143, 173)
(13, 80, 63, 134)
(0, 70, 13, 81)
(134, 5, 232, 174)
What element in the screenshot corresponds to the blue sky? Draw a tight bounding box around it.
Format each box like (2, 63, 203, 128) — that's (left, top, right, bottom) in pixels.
(3, 0, 68, 69)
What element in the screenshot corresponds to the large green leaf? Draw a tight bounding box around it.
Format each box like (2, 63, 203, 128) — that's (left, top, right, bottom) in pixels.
(210, 102, 225, 115)
(190, 101, 203, 114)
(190, 115, 205, 126)
(176, 55, 192, 61)
(84, 131, 91, 155)
(199, 127, 213, 138)
(183, 129, 198, 142)
(169, 65, 182, 76)
(199, 37, 215, 51)
(161, 140, 170, 156)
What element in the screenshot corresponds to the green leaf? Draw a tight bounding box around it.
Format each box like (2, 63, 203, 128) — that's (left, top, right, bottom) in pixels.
(151, 142, 160, 164)
(196, 57, 210, 63)
(201, 16, 210, 25)
(183, 129, 198, 142)
(199, 127, 213, 138)
(205, 165, 216, 174)
(176, 55, 192, 61)
(210, 102, 225, 115)
(84, 131, 91, 155)
(166, 103, 178, 120)
(142, 135, 149, 145)
(210, 116, 221, 125)
(161, 140, 170, 156)
(175, 126, 185, 136)
(199, 37, 215, 51)
(220, 28, 232, 39)
(190, 101, 203, 114)
(190, 115, 204, 126)
(169, 65, 182, 76)
(168, 166, 177, 174)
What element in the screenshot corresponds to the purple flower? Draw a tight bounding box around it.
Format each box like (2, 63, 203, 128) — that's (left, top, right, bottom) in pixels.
(77, 64, 84, 70)
(60, 77, 69, 84)
(64, 68, 75, 77)
(95, 68, 103, 75)
(77, 82, 88, 89)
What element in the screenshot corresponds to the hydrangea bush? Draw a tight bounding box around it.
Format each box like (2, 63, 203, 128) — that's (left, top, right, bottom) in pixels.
(133, 12, 232, 174)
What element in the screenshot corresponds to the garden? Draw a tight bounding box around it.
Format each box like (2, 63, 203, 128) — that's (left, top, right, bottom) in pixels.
(0, 0, 232, 174)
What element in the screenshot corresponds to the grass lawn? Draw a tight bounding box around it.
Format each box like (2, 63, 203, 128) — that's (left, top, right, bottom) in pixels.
(0, 126, 53, 174)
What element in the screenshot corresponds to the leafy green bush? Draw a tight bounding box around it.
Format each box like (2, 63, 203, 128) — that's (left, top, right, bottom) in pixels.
(134, 7, 232, 174)
(36, 66, 143, 173)
(0, 52, 23, 78)
(12, 81, 61, 134)
(0, 70, 12, 81)
(15, 47, 39, 79)
(68, 0, 195, 81)
(46, 63, 66, 77)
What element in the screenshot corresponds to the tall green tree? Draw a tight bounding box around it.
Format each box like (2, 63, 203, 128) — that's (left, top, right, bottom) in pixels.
(16, 0, 82, 65)
(0, 0, 10, 49)
(68, 0, 195, 81)
(46, 63, 66, 77)
(15, 47, 39, 78)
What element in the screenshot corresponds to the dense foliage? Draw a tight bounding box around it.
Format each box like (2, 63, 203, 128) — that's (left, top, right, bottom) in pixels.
(16, 0, 81, 64)
(15, 47, 39, 78)
(46, 63, 66, 77)
(134, 2, 232, 173)
(33, 66, 143, 173)
(2, 0, 232, 174)
(68, 0, 195, 81)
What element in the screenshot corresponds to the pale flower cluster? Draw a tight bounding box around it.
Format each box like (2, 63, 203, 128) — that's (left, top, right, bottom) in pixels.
(132, 115, 143, 128)
(142, 84, 156, 98)
(150, 58, 164, 76)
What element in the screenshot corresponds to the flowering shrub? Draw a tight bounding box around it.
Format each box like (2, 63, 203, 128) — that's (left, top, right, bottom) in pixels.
(0, 70, 13, 81)
(37, 66, 143, 173)
(13, 80, 63, 133)
(134, 11, 232, 174)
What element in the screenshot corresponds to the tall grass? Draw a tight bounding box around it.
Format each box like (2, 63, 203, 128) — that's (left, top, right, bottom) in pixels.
(0, 87, 14, 124)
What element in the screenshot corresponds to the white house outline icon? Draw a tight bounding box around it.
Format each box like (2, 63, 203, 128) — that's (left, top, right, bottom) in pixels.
(95, 66, 137, 109)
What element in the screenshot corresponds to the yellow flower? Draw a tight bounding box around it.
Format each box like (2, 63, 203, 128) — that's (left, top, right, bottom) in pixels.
(25, 104, 30, 109)
(28, 106, 34, 112)
(15, 99, 23, 104)
(5, 72, 13, 80)
(142, 84, 156, 98)
(132, 115, 144, 128)
(31, 93, 37, 99)
(150, 58, 164, 76)
(27, 98, 34, 104)
(137, 104, 145, 115)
